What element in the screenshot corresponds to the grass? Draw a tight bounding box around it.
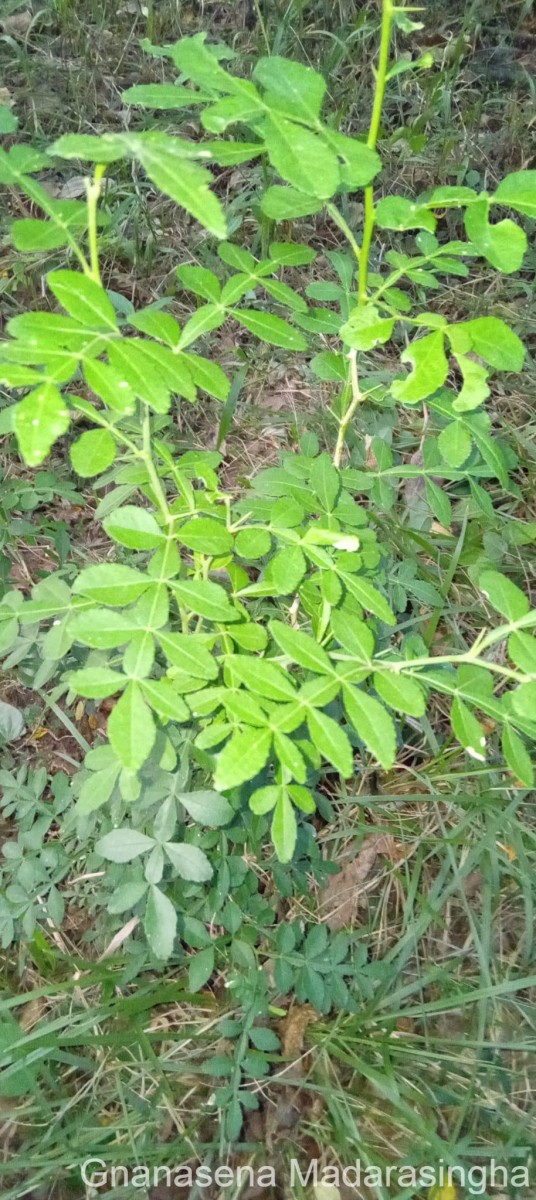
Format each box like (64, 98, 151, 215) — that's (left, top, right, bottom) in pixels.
(2, 778, 535, 1197)
(1, 0, 536, 1197)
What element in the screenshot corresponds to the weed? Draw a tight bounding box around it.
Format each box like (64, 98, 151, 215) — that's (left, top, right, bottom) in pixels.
(0, 1, 535, 1194)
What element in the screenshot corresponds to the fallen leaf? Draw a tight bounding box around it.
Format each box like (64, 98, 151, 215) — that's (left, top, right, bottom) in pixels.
(280, 1004, 317, 1061)
(320, 833, 392, 931)
(496, 841, 516, 862)
(364, 434, 378, 469)
(1, 10, 32, 35)
(59, 175, 88, 199)
(19, 997, 45, 1032)
(462, 870, 483, 899)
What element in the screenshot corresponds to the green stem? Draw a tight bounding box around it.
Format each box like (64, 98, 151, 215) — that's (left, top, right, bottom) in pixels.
(141, 410, 172, 525)
(333, 353, 363, 468)
(331, 0, 394, 466)
(370, 606, 536, 681)
(326, 203, 361, 265)
(85, 163, 106, 286)
(252, 0, 271, 56)
(358, 0, 394, 304)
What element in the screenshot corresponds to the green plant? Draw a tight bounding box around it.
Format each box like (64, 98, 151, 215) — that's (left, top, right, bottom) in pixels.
(0, 766, 72, 946)
(0, 0, 535, 968)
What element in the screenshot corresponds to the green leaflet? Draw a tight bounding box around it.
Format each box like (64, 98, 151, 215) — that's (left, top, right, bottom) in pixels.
(14, 384, 70, 466)
(339, 575, 396, 626)
(71, 429, 116, 477)
(262, 115, 339, 199)
(73, 564, 152, 606)
(96, 828, 155, 862)
(450, 697, 487, 761)
(107, 682, 156, 770)
(178, 305, 226, 350)
(512, 682, 536, 720)
(464, 197, 526, 273)
(306, 708, 353, 776)
(178, 517, 234, 555)
(71, 614, 141, 652)
(77, 762, 121, 816)
(188, 947, 215, 992)
(260, 186, 323, 220)
(127, 339, 196, 402)
(325, 131, 380, 189)
(269, 620, 333, 674)
(273, 732, 307, 782)
(343, 686, 396, 768)
(0, 106, 17, 135)
(132, 135, 227, 239)
(235, 527, 272, 559)
(7, 311, 108, 353)
(129, 308, 181, 346)
(50, 132, 128, 162)
(144, 885, 177, 960)
(479, 571, 529, 622)
(438, 421, 472, 468)
(83, 360, 137, 414)
(171, 34, 255, 97)
(269, 241, 317, 267)
(123, 83, 210, 108)
(310, 453, 340, 513)
(391, 331, 449, 404)
(502, 726, 534, 788)
(163, 842, 212, 881)
(264, 546, 307, 594)
(214, 728, 273, 790)
(493, 170, 536, 218)
(249, 785, 280, 815)
(253, 56, 326, 122)
(68, 668, 126, 700)
(231, 309, 307, 351)
(329, 609, 374, 661)
(158, 632, 218, 680)
(451, 355, 490, 413)
(296, 676, 340, 709)
(181, 353, 230, 401)
(18, 577, 71, 623)
(48, 271, 118, 330)
(448, 317, 524, 373)
(227, 655, 296, 701)
(103, 506, 165, 550)
(373, 670, 426, 717)
(508, 632, 536, 674)
(177, 790, 233, 826)
(171, 579, 238, 622)
(141, 679, 190, 721)
(202, 94, 266, 133)
(340, 304, 394, 351)
(177, 264, 222, 303)
(107, 340, 171, 413)
(271, 790, 298, 863)
(376, 196, 436, 231)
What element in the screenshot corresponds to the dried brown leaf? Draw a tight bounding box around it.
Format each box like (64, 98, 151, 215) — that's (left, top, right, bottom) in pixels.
(1, 10, 32, 35)
(320, 833, 392, 931)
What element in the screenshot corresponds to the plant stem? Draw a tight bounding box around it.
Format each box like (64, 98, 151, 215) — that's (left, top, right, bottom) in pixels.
(85, 163, 106, 285)
(252, 0, 271, 56)
(333, 353, 363, 468)
(141, 410, 172, 525)
(332, 0, 394, 466)
(326, 203, 361, 265)
(358, 0, 394, 304)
